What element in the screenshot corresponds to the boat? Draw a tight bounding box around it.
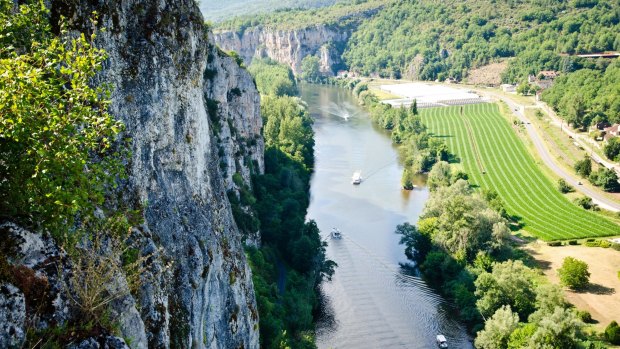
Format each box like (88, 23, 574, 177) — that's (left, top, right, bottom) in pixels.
(436, 334, 448, 348)
(351, 171, 362, 185)
(330, 228, 342, 239)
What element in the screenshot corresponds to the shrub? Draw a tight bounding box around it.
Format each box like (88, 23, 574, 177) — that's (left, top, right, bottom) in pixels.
(605, 321, 620, 344)
(62, 215, 153, 330)
(576, 310, 593, 323)
(0, 17, 125, 234)
(547, 241, 563, 246)
(568, 240, 579, 245)
(558, 179, 575, 193)
(574, 196, 598, 210)
(558, 257, 590, 290)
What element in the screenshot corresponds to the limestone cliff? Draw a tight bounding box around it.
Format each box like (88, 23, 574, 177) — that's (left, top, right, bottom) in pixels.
(1, 1, 262, 348)
(214, 26, 348, 76)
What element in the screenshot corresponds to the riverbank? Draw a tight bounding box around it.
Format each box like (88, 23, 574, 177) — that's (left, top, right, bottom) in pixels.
(301, 84, 473, 348)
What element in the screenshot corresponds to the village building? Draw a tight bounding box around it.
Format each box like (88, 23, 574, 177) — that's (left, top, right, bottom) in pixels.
(603, 124, 620, 142)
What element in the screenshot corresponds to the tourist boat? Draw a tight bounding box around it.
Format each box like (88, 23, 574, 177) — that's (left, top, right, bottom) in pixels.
(330, 228, 342, 239)
(351, 171, 362, 185)
(436, 334, 448, 348)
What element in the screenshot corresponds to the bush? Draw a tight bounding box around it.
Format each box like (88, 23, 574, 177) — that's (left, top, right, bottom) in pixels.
(605, 321, 620, 344)
(568, 240, 579, 245)
(558, 179, 575, 193)
(548, 241, 563, 246)
(576, 310, 593, 323)
(574, 196, 599, 210)
(558, 257, 590, 290)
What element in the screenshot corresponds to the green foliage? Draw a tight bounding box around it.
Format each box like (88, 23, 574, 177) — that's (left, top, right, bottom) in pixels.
(589, 168, 620, 192)
(420, 180, 510, 262)
(574, 156, 593, 178)
(558, 179, 575, 193)
(576, 310, 593, 323)
(422, 104, 619, 240)
(342, 0, 620, 81)
(603, 137, 620, 161)
(300, 55, 322, 82)
(606, 321, 620, 345)
(475, 305, 520, 349)
(573, 196, 599, 211)
(0, 1, 126, 237)
(240, 58, 334, 349)
(516, 82, 539, 96)
(543, 60, 620, 128)
(261, 95, 315, 169)
(200, 0, 339, 23)
(558, 257, 590, 290)
(507, 323, 537, 349)
(215, 0, 387, 32)
(604, 137, 620, 161)
(248, 58, 298, 96)
(475, 260, 537, 320)
(427, 161, 452, 191)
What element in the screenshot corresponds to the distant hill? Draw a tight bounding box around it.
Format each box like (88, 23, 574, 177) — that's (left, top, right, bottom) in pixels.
(199, 0, 340, 22)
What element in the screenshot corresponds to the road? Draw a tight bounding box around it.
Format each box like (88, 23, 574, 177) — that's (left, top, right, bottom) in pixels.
(477, 90, 620, 212)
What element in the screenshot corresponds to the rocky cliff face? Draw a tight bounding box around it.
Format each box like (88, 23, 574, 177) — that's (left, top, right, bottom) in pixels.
(214, 26, 348, 75)
(1, 1, 262, 348)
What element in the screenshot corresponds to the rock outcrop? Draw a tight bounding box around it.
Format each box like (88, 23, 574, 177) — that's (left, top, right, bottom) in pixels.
(214, 26, 348, 76)
(0, 1, 262, 348)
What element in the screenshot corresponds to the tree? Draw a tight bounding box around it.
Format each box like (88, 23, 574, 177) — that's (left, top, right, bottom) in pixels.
(528, 307, 583, 349)
(573, 196, 598, 210)
(475, 305, 520, 349)
(427, 161, 452, 191)
(300, 55, 321, 82)
(605, 321, 620, 345)
(574, 156, 592, 177)
(589, 168, 620, 192)
(410, 99, 418, 115)
(0, 4, 124, 234)
(603, 137, 620, 161)
(401, 167, 415, 190)
(507, 323, 536, 349)
(558, 257, 590, 290)
(475, 260, 537, 319)
(395, 222, 431, 261)
(557, 179, 575, 193)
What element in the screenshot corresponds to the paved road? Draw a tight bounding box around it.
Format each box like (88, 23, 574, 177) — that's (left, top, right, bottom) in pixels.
(480, 91, 620, 212)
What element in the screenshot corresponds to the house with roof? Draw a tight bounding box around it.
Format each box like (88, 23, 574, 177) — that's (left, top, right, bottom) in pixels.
(603, 124, 620, 142)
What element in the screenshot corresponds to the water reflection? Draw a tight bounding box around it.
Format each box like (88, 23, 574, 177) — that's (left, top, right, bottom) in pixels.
(301, 84, 473, 349)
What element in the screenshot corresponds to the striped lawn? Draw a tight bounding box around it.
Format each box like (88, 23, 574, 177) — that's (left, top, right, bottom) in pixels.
(420, 103, 620, 241)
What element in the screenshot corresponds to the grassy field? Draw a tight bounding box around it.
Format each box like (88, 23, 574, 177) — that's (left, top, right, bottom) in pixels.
(420, 103, 620, 240)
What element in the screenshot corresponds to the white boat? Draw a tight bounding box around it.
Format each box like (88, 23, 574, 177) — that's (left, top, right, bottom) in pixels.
(330, 228, 342, 239)
(436, 335, 448, 348)
(351, 171, 362, 185)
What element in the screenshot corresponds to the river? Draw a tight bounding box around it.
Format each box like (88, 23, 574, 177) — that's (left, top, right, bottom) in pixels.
(301, 84, 474, 349)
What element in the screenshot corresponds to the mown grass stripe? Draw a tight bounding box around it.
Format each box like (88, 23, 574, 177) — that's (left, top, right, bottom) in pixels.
(419, 103, 620, 240)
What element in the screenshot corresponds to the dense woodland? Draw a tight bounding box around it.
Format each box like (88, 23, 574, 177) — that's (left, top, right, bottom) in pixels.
(199, 0, 339, 23)
(217, 0, 620, 84)
(543, 59, 620, 128)
(232, 58, 335, 349)
(345, 0, 620, 83)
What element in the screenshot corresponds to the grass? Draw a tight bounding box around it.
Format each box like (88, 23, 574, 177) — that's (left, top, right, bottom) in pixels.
(420, 103, 620, 241)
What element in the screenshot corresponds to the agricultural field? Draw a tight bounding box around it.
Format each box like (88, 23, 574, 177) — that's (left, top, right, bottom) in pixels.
(421, 103, 620, 240)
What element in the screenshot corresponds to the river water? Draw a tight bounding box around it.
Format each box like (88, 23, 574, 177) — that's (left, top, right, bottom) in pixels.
(301, 84, 473, 349)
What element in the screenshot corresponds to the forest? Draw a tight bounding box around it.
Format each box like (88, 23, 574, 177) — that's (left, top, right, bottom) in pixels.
(344, 0, 620, 82)
(231, 58, 336, 349)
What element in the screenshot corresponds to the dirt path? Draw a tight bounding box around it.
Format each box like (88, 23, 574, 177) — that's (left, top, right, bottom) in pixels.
(523, 242, 620, 328)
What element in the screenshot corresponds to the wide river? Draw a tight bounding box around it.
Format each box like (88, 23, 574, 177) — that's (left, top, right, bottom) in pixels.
(301, 84, 474, 349)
